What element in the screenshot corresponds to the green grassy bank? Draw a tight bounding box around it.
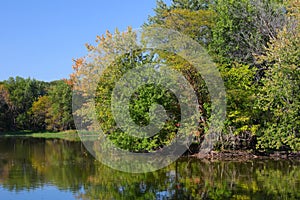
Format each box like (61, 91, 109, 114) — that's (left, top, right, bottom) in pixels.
(0, 130, 80, 141)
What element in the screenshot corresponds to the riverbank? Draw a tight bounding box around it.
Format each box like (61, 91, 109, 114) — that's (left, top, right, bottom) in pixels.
(1, 132, 300, 160)
(192, 150, 300, 161)
(0, 130, 80, 141)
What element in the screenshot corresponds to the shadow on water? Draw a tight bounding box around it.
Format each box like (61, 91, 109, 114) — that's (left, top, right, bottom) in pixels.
(0, 137, 299, 199)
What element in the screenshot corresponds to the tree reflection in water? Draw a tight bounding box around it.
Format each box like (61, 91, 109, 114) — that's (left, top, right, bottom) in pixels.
(0, 137, 299, 199)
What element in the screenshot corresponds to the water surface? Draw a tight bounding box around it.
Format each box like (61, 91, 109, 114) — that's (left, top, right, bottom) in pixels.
(0, 137, 299, 199)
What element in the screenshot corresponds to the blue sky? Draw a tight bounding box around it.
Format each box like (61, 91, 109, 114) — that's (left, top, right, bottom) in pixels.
(0, 0, 170, 82)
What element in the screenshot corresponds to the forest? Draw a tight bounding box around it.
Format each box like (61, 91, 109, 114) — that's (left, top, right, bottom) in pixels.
(0, 77, 74, 132)
(0, 0, 299, 152)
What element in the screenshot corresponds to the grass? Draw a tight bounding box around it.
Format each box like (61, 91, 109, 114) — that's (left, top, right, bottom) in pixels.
(0, 130, 80, 141)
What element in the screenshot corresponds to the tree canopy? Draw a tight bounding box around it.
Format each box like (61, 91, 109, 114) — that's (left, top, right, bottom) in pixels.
(1, 0, 299, 152)
(0, 77, 74, 132)
(68, 0, 300, 152)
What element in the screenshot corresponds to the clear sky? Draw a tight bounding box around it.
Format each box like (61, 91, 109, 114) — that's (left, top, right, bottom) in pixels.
(0, 0, 169, 82)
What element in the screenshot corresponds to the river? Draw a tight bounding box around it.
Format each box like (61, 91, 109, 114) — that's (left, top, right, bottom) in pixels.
(0, 137, 299, 199)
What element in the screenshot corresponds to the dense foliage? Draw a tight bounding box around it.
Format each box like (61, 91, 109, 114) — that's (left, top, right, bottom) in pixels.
(0, 77, 74, 132)
(1, 0, 299, 152)
(69, 0, 300, 152)
(255, 1, 300, 151)
(147, 0, 299, 152)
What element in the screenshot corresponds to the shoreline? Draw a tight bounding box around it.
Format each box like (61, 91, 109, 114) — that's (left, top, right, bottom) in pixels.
(189, 150, 300, 161)
(1, 132, 300, 160)
(0, 130, 80, 141)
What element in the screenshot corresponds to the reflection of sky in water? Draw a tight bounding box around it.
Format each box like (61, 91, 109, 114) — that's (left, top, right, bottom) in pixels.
(155, 170, 177, 200)
(156, 190, 172, 200)
(0, 185, 76, 200)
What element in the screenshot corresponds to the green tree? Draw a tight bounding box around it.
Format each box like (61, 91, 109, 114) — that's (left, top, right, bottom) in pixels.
(3, 77, 47, 130)
(46, 80, 74, 131)
(147, 0, 216, 46)
(95, 52, 183, 152)
(219, 63, 259, 149)
(0, 83, 11, 131)
(146, 0, 297, 152)
(255, 0, 300, 151)
(71, 27, 208, 152)
(209, 0, 287, 65)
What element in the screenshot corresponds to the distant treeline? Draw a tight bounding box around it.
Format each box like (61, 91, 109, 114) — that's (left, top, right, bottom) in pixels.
(0, 77, 74, 132)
